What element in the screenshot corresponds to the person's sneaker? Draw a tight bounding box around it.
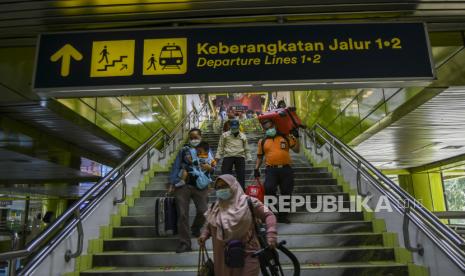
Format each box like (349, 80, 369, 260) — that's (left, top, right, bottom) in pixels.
(174, 179, 185, 188)
(175, 243, 191, 253)
(191, 228, 201, 238)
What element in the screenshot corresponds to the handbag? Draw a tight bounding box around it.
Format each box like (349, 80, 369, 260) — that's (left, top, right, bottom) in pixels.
(245, 177, 265, 203)
(224, 239, 245, 268)
(219, 213, 246, 268)
(197, 245, 214, 276)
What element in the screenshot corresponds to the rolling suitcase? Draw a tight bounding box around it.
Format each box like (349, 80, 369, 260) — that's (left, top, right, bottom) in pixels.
(155, 195, 178, 236)
(258, 107, 304, 135)
(155, 197, 166, 236)
(164, 196, 178, 235)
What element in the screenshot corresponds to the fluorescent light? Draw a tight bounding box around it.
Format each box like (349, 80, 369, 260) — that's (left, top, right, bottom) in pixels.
(148, 87, 161, 90)
(55, 88, 145, 93)
(262, 82, 329, 86)
(123, 115, 154, 125)
(39, 100, 48, 107)
(201, 84, 253, 88)
(169, 84, 253, 89)
(362, 90, 374, 98)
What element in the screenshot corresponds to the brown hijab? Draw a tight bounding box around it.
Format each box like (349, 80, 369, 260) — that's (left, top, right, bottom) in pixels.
(205, 174, 252, 241)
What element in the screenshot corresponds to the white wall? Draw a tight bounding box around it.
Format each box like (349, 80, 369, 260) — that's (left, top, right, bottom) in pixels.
(306, 138, 465, 276)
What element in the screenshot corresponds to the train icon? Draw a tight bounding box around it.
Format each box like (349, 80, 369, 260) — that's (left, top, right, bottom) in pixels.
(159, 43, 184, 69)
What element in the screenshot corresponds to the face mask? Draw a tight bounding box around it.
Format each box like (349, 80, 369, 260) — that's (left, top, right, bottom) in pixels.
(216, 188, 232, 200)
(266, 128, 277, 137)
(190, 139, 201, 147)
(231, 128, 239, 135)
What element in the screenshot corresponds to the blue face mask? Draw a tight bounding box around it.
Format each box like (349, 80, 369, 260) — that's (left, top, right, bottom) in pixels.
(216, 188, 232, 200)
(266, 128, 277, 137)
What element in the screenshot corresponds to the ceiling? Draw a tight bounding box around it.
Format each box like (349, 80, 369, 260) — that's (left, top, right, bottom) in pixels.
(355, 87, 465, 169)
(2, 1, 465, 47)
(0, 182, 96, 199)
(0, 148, 99, 184)
(0, 101, 131, 165)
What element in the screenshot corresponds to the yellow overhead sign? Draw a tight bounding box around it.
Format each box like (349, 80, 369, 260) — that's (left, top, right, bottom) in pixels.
(143, 38, 187, 76)
(90, 40, 135, 77)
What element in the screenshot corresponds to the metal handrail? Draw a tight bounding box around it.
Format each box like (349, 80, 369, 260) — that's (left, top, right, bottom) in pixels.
(8, 232, 19, 276)
(433, 211, 465, 220)
(0, 103, 209, 272)
(306, 123, 465, 271)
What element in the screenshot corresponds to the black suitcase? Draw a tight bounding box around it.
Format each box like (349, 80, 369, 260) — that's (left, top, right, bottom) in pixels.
(155, 196, 177, 236)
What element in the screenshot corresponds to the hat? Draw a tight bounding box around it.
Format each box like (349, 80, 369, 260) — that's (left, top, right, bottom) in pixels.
(229, 119, 240, 129)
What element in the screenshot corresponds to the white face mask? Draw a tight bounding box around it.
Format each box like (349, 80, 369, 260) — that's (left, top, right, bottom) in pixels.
(190, 139, 201, 147)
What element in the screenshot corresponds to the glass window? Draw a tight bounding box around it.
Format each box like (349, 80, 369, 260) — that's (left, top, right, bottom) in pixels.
(443, 176, 465, 225)
(358, 88, 384, 119)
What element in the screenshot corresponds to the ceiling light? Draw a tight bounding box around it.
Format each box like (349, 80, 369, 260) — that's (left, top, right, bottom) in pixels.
(170, 84, 253, 89)
(262, 82, 328, 87)
(362, 90, 374, 98)
(56, 88, 145, 93)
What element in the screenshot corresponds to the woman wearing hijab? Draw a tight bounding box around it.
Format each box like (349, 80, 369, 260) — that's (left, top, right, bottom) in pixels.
(198, 174, 277, 276)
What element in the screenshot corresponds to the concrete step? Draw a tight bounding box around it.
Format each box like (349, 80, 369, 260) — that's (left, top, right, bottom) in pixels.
(133, 192, 352, 212)
(113, 221, 374, 238)
(146, 178, 338, 190)
(128, 198, 356, 217)
(91, 246, 395, 267)
(81, 262, 408, 276)
(103, 233, 383, 252)
(148, 171, 332, 187)
(139, 184, 343, 200)
(120, 211, 363, 226)
(128, 199, 354, 216)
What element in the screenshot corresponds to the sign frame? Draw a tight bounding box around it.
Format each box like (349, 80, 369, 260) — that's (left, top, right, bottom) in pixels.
(33, 22, 436, 97)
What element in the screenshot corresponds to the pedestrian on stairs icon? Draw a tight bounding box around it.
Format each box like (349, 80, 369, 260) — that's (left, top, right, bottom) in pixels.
(90, 40, 135, 77)
(98, 46, 110, 64)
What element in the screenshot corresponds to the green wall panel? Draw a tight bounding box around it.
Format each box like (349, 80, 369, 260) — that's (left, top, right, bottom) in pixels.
(57, 95, 184, 149)
(295, 87, 427, 144)
(399, 171, 446, 212)
(0, 47, 37, 102)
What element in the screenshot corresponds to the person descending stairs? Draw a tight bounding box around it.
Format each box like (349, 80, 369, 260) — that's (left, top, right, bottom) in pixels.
(80, 119, 415, 276)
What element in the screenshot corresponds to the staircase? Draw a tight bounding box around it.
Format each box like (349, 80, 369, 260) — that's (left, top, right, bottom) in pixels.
(79, 121, 415, 276)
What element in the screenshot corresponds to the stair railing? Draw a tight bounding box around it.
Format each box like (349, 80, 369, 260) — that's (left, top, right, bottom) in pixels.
(304, 124, 465, 272)
(0, 103, 210, 275)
